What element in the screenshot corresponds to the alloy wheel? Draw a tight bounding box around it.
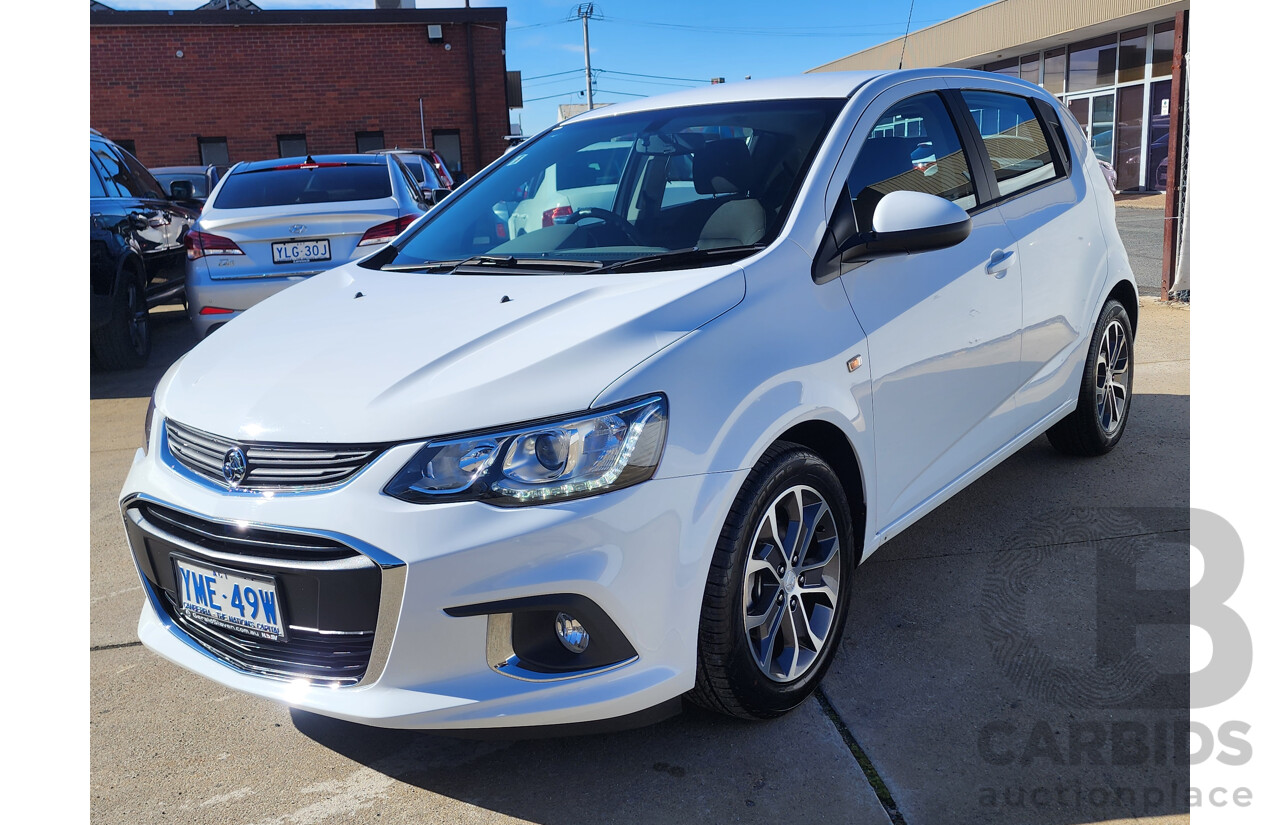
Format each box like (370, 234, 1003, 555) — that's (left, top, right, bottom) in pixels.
(741, 484, 842, 682)
(1094, 318, 1130, 435)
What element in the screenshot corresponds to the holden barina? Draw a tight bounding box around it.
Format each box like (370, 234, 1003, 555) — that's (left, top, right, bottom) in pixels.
(121, 69, 1137, 732)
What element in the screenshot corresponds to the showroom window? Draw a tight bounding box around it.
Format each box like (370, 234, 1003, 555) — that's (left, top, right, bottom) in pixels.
(1067, 34, 1119, 93)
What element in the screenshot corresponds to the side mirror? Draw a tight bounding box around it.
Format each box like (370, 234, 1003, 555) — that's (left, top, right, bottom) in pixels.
(812, 189, 970, 283)
(430, 188, 451, 205)
(855, 190, 971, 257)
(170, 180, 194, 201)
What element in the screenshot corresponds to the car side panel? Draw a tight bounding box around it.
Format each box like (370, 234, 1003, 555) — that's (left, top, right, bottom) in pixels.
(592, 241, 879, 558)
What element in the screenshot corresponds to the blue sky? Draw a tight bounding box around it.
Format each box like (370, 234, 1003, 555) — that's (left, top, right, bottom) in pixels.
(105, 0, 982, 135)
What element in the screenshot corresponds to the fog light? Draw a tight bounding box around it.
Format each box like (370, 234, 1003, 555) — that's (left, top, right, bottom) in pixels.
(554, 612, 590, 653)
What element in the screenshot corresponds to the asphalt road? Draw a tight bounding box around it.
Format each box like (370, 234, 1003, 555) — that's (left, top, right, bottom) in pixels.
(1116, 206, 1166, 296)
(91, 294, 1192, 825)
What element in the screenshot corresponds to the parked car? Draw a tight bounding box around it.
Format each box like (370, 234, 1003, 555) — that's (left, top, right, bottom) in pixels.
(365, 146, 455, 190)
(366, 149, 452, 205)
(90, 130, 199, 369)
(122, 69, 1137, 732)
(185, 153, 430, 336)
(150, 164, 226, 206)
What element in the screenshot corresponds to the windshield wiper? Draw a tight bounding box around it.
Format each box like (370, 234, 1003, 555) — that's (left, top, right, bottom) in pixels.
(381, 255, 603, 274)
(591, 244, 766, 274)
(449, 255, 604, 273)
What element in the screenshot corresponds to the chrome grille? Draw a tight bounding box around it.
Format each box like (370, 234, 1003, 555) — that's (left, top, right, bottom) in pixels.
(164, 419, 384, 491)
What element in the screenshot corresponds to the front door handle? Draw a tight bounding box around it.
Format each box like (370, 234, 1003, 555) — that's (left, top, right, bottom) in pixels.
(986, 248, 1016, 278)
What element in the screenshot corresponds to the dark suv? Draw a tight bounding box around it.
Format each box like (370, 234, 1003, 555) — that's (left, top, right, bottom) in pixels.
(90, 130, 199, 369)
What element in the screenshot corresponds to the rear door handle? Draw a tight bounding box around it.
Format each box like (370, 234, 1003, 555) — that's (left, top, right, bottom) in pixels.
(986, 248, 1016, 277)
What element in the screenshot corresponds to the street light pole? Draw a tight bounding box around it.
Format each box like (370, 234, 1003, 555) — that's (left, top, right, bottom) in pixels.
(577, 3, 595, 110)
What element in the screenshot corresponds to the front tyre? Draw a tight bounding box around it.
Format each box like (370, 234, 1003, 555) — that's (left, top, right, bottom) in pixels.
(689, 443, 855, 719)
(1047, 299, 1134, 456)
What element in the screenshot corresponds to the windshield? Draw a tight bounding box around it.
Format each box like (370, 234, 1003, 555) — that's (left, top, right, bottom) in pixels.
(379, 98, 845, 272)
(213, 162, 392, 209)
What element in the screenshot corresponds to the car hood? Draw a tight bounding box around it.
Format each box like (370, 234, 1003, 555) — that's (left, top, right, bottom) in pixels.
(161, 262, 746, 443)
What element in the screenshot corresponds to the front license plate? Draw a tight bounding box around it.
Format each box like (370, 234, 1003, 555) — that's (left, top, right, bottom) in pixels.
(173, 556, 286, 641)
(271, 238, 331, 264)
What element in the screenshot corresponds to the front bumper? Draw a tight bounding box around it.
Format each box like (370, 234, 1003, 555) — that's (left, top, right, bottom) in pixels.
(120, 437, 746, 730)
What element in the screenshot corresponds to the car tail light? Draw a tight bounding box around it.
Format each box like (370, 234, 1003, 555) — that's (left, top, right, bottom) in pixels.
(357, 214, 421, 247)
(199, 306, 236, 315)
(542, 206, 574, 228)
(186, 230, 244, 260)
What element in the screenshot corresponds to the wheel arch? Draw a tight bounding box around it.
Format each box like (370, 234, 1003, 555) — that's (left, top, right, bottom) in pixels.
(771, 419, 868, 567)
(115, 249, 147, 298)
(1105, 278, 1139, 338)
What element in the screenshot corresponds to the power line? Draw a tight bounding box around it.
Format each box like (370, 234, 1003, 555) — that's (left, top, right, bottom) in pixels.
(598, 68, 707, 83)
(522, 68, 584, 81)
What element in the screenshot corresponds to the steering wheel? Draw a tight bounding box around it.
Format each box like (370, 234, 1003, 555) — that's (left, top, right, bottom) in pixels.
(564, 208, 645, 246)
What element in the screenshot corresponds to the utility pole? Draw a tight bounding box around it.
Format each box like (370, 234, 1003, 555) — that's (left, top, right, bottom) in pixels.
(576, 3, 597, 109)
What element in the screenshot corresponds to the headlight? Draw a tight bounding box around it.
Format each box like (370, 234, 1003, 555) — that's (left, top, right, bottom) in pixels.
(384, 395, 667, 506)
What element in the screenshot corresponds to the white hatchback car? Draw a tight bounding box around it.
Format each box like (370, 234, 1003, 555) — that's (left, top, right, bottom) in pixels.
(121, 69, 1136, 732)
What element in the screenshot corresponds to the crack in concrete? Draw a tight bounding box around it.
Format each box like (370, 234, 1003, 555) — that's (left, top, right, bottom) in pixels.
(91, 641, 142, 652)
(815, 688, 907, 825)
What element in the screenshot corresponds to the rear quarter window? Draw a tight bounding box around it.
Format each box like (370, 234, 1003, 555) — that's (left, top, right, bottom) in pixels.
(214, 163, 393, 209)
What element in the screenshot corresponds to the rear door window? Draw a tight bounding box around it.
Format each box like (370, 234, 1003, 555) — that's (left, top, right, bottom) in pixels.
(213, 163, 394, 209)
(959, 90, 1062, 198)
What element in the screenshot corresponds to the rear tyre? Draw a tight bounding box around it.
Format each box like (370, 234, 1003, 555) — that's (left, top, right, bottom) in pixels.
(688, 442, 855, 719)
(91, 268, 151, 371)
(1047, 299, 1133, 456)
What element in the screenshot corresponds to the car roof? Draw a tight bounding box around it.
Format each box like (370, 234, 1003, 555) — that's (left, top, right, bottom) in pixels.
(234, 154, 387, 173)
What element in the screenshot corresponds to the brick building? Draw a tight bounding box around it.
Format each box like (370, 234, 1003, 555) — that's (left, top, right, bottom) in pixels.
(90, 4, 511, 180)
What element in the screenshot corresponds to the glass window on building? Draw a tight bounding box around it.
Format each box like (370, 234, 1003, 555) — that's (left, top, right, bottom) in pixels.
(1117, 27, 1148, 84)
(198, 137, 230, 167)
(1067, 34, 1118, 93)
(277, 134, 308, 158)
(355, 131, 385, 153)
(983, 56, 1019, 78)
(1019, 53, 1040, 85)
(1043, 48, 1066, 96)
(433, 130, 463, 179)
(1115, 85, 1145, 190)
(1152, 20, 1175, 77)
(1147, 79, 1172, 190)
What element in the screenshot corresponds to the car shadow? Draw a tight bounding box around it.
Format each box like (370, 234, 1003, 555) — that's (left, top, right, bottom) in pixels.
(289, 702, 836, 824)
(90, 306, 199, 400)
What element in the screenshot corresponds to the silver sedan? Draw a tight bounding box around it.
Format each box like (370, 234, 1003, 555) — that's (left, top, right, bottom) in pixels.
(185, 153, 430, 336)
